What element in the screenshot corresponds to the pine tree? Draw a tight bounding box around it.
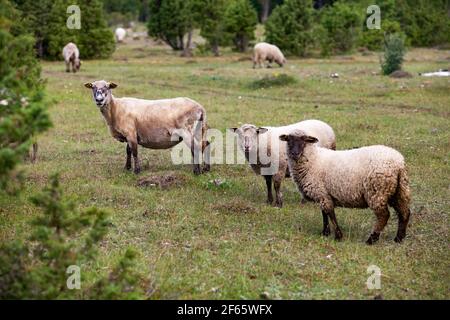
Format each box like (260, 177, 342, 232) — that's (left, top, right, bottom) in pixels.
(265, 0, 314, 57)
(223, 0, 258, 52)
(0, 0, 51, 191)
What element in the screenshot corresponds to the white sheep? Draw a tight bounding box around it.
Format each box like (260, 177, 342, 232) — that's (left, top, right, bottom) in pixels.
(253, 42, 286, 69)
(230, 120, 336, 207)
(84, 80, 210, 175)
(115, 28, 127, 43)
(62, 42, 81, 73)
(280, 130, 411, 244)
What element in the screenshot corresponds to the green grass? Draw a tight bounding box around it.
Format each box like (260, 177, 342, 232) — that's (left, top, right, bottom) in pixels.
(1, 40, 449, 299)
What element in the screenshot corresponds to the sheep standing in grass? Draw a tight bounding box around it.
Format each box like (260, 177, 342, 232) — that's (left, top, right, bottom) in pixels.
(62, 42, 81, 73)
(115, 28, 127, 43)
(280, 130, 411, 244)
(253, 42, 286, 69)
(84, 80, 210, 175)
(231, 120, 336, 207)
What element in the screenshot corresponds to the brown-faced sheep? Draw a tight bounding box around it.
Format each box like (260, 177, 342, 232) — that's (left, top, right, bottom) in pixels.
(280, 130, 411, 244)
(230, 120, 336, 207)
(253, 42, 286, 69)
(62, 42, 81, 73)
(84, 80, 210, 175)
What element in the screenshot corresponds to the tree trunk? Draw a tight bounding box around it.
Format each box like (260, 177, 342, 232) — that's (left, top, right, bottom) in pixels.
(259, 0, 270, 23)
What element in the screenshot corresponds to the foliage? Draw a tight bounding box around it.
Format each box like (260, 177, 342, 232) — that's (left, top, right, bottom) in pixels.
(13, 0, 115, 60)
(147, 0, 196, 54)
(249, 73, 297, 89)
(265, 0, 314, 57)
(381, 33, 406, 75)
(223, 0, 258, 52)
(0, 0, 51, 192)
(359, 19, 404, 51)
(192, 0, 230, 56)
(319, 1, 363, 54)
(0, 175, 146, 299)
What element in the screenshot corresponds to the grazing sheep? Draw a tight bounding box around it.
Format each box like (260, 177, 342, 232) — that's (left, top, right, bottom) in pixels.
(115, 28, 127, 43)
(62, 42, 81, 73)
(280, 130, 411, 244)
(84, 80, 210, 175)
(230, 120, 336, 207)
(253, 42, 286, 69)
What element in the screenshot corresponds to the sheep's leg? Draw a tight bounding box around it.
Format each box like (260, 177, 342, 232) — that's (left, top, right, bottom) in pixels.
(326, 208, 343, 241)
(321, 210, 331, 236)
(124, 144, 132, 171)
(65, 61, 70, 73)
(128, 140, 140, 174)
(202, 140, 211, 173)
(392, 203, 410, 243)
(263, 175, 273, 205)
(366, 207, 390, 245)
(273, 174, 283, 208)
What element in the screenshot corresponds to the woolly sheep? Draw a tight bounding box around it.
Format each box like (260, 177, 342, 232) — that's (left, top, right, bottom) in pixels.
(253, 42, 286, 69)
(84, 80, 211, 175)
(280, 130, 411, 244)
(230, 120, 336, 207)
(62, 42, 81, 73)
(115, 28, 127, 43)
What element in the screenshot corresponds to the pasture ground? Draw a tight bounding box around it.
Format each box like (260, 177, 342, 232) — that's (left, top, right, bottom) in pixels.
(1, 38, 449, 299)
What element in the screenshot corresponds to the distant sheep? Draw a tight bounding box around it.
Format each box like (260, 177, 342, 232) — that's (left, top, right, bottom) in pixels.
(253, 42, 286, 69)
(62, 42, 81, 73)
(84, 80, 210, 175)
(115, 28, 127, 43)
(280, 130, 411, 244)
(231, 120, 336, 207)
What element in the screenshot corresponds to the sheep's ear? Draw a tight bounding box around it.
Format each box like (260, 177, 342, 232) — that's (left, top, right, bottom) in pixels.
(279, 134, 289, 141)
(303, 136, 318, 144)
(228, 128, 238, 133)
(256, 127, 268, 134)
(108, 82, 118, 89)
(84, 82, 93, 89)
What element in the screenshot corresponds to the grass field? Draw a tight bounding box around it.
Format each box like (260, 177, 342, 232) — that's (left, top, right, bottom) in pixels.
(1, 38, 449, 299)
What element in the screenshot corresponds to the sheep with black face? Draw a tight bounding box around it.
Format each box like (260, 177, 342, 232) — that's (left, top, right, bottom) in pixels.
(280, 130, 411, 244)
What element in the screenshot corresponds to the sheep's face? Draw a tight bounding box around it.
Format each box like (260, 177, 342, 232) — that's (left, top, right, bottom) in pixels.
(230, 125, 268, 154)
(84, 81, 117, 108)
(280, 131, 318, 161)
(75, 59, 81, 71)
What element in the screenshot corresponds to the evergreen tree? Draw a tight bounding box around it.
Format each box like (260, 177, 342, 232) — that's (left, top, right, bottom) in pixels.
(147, 0, 196, 56)
(14, 0, 115, 60)
(192, 0, 229, 56)
(0, 0, 51, 191)
(381, 33, 406, 75)
(265, 0, 314, 56)
(223, 0, 258, 52)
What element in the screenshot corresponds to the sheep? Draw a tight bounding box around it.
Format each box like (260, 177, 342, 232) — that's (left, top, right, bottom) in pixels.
(84, 80, 210, 175)
(280, 130, 411, 244)
(62, 42, 81, 73)
(253, 42, 286, 69)
(115, 28, 127, 43)
(230, 120, 336, 207)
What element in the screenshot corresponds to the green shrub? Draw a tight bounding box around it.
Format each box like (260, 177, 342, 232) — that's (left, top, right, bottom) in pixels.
(0, 175, 147, 299)
(265, 0, 314, 57)
(249, 73, 297, 89)
(223, 0, 258, 52)
(319, 1, 363, 54)
(359, 20, 404, 51)
(381, 33, 406, 75)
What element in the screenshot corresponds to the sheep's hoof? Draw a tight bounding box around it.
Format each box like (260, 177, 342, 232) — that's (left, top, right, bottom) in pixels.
(335, 230, 343, 241)
(124, 164, 132, 171)
(366, 232, 379, 245)
(193, 166, 201, 175)
(394, 235, 404, 243)
(300, 198, 307, 205)
(202, 165, 211, 173)
(322, 227, 331, 237)
(274, 201, 282, 208)
(134, 167, 141, 175)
